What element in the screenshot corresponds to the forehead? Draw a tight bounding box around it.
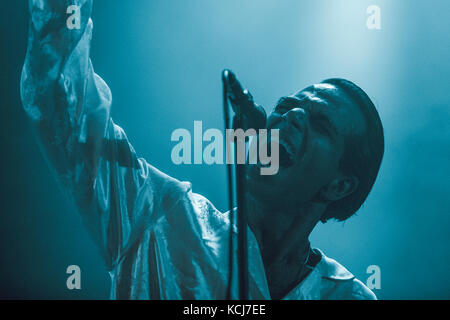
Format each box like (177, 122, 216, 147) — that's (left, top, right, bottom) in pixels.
(293, 83, 366, 137)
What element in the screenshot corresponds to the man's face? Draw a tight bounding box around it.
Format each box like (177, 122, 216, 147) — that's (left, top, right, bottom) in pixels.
(246, 83, 366, 212)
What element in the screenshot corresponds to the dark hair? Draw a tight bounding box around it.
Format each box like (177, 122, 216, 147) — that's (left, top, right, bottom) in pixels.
(319, 78, 384, 222)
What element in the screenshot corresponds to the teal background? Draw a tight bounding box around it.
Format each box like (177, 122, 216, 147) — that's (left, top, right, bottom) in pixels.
(0, 0, 449, 299)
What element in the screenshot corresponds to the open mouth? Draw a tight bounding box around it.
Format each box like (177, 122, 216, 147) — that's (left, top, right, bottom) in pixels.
(258, 135, 295, 169)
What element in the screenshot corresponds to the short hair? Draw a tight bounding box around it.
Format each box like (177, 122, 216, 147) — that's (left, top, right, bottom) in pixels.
(319, 78, 384, 222)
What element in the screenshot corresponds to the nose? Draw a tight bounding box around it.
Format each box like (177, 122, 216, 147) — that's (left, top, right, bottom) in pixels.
(284, 107, 308, 132)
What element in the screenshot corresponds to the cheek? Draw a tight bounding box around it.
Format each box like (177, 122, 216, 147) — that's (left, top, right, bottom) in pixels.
(246, 137, 342, 200)
(298, 137, 341, 182)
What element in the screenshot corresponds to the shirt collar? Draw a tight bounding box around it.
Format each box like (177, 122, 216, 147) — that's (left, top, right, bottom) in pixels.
(314, 248, 355, 281)
(282, 248, 355, 300)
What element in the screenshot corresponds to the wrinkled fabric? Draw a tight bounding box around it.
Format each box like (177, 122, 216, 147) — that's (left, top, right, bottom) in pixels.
(21, 0, 376, 300)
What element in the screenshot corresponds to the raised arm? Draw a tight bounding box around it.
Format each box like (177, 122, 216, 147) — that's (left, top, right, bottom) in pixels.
(20, 0, 182, 270)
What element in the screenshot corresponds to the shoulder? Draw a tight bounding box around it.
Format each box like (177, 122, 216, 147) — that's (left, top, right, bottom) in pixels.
(315, 249, 377, 300)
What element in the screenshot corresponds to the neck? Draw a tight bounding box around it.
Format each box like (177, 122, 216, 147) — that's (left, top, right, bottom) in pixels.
(246, 196, 326, 299)
(246, 195, 325, 268)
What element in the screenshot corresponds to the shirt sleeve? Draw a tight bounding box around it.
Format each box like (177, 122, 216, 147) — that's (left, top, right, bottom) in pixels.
(20, 0, 182, 270)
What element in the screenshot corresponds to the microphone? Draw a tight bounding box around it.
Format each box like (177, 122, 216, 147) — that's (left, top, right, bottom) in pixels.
(222, 69, 257, 300)
(222, 69, 267, 131)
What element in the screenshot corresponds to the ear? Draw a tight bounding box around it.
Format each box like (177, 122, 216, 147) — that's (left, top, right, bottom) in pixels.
(321, 175, 359, 202)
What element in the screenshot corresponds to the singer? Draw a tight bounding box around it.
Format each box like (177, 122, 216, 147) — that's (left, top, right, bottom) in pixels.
(21, 0, 383, 300)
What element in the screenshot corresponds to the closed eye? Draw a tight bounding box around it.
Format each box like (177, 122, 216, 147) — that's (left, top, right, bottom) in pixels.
(310, 113, 336, 137)
(274, 96, 302, 115)
(274, 105, 292, 115)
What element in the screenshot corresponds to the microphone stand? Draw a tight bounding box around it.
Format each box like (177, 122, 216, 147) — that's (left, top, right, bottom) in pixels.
(222, 71, 249, 300)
